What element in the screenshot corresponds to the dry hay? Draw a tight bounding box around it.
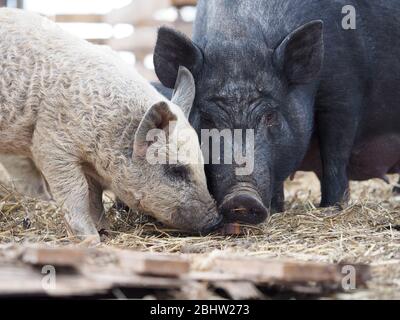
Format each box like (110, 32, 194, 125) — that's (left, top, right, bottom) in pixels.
(0, 173, 399, 299)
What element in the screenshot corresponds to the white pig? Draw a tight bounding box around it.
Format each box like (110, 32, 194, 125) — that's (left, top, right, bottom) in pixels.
(0, 9, 221, 243)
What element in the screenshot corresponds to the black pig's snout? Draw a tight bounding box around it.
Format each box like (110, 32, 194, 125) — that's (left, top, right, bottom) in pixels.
(220, 186, 269, 225)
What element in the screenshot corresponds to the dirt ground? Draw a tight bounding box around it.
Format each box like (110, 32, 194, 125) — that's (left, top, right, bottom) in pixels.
(0, 172, 399, 299)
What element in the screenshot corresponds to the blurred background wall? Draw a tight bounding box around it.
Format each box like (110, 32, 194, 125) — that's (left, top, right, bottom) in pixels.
(0, 0, 197, 80)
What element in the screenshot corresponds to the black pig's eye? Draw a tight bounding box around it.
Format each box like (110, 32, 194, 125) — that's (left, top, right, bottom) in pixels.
(200, 113, 216, 127)
(264, 111, 278, 127)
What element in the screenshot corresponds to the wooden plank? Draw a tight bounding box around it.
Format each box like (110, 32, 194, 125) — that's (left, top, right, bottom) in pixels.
(212, 258, 371, 286)
(87, 39, 108, 45)
(107, 27, 157, 52)
(0, 245, 372, 298)
(21, 246, 189, 277)
(22, 246, 85, 268)
(54, 14, 104, 23)
(0, 246, 190, 297)
(172, 0, 197, 7)
(107, 22, 192, 54)
(0, 265, 185, 297)
(0, 264, 111, 297)
(115, 250, 190, 277)
(85, 271, 187, 290)
(105, 0, 170, 25)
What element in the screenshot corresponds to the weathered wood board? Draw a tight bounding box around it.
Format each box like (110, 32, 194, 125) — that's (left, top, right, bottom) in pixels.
(0, 245, 371, 299)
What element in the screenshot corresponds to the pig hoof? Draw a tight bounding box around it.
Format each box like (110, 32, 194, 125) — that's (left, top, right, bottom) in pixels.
(77, 234, 101, 247)
(99, 228, 111, 242)
(271, 204, 285, 214)
(112, 200, 130, 212)
(98, 228, 109, 236)
(95, 219, 111, 232)
(22, 217, 31, 229)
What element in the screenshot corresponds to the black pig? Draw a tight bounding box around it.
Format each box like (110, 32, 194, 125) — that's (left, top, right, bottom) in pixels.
(154, 0, 400, 224)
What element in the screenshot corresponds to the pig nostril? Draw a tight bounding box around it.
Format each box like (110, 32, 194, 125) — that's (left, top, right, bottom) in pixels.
(221, 193, 269, 225)
(230, 207, 249, 215)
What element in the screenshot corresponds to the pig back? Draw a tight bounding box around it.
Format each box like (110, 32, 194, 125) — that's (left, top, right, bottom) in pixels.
(0, 9, 147, 155)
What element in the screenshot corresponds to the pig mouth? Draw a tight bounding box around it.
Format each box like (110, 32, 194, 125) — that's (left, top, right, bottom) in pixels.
(168, 198, 222, 234)
(199, 214, 224, 234)
(219, 183, 269, 225)
(171, 209, 223, 234)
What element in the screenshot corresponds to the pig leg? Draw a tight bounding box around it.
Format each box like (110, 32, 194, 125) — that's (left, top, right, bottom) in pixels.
(112, 198, 130, 212)
(394, 177, 400, 194)
(271, 184, 284, 213)
(317, 104, 358, 207)
(86, 176, 110, 231)
(0, 154, 52, 200)
(32, 151, 100, 243)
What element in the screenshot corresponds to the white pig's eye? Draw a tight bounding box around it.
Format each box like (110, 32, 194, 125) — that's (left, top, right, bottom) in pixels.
(164, 164, 190, 181)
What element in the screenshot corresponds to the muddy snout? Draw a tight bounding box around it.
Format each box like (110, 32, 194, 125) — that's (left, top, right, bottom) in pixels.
(220, 184, 269, 224)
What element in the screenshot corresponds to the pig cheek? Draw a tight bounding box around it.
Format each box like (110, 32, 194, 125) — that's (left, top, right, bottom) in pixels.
(141, 197, 176, 225)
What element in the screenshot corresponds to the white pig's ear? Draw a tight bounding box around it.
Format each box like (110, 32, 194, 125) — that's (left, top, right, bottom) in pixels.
(133, 101, 177, 158)
(274, 20, 324, 84)
(171, 66, 195, 118)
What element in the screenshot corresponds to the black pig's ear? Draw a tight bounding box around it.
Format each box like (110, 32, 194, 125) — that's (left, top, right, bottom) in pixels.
(154, 27, 203, 88)
(151, 82, 173, 100)
(171, 66, 195, 118)
(274, 20, 324, 84)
